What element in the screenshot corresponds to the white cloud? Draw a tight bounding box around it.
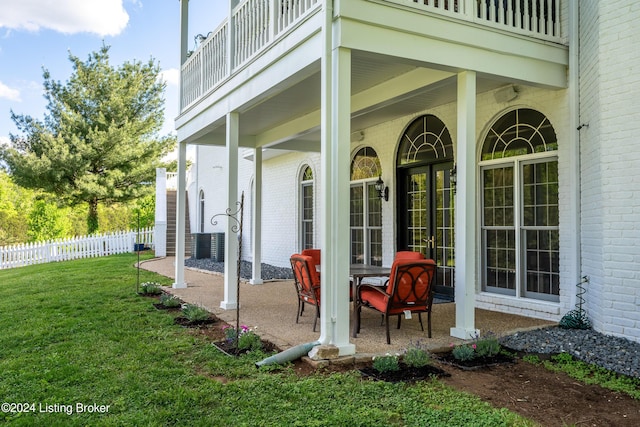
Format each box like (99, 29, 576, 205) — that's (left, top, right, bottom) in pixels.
(0, 135, 9, 147)
(0, 0, 129, 37)
(0, 81, 20, 101)
(159, 68, 179, 87)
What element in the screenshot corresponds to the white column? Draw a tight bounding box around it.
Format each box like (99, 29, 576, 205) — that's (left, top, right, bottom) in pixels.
(179, 0, 189, 110)
(173, 141, 188, 289)
(180, 1, 189, 63)
(154, 168, 167, 257)
(221, 112, 239, 309)
(250, 147, 263, 285)
(319, 42, 356, 355)
(451, 71, 479, 339)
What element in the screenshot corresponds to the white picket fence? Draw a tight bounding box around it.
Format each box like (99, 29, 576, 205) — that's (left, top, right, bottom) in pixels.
(0, 228, 155, 270)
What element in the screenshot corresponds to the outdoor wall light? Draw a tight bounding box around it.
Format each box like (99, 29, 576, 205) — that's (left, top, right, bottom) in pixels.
(375, 176, 389, 201)
(450, 164, 457, 194)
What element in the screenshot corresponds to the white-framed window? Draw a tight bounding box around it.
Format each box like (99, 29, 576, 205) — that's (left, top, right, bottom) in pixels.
(300, 165, 314, 250)
(479, 108, 559, 302)
(350, 147, 383, 266)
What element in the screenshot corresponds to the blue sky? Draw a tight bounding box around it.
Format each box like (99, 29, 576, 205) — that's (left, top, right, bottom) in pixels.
(0, 0, 226, 147)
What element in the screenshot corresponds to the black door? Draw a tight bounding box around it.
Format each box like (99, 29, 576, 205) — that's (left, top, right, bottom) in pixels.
(397, 162, 455, 299)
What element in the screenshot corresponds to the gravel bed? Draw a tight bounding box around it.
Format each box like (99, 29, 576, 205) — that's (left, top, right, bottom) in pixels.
(185, 258, 293, 280)
(186, 258, 640, 379)
(500, 326, 640, 379)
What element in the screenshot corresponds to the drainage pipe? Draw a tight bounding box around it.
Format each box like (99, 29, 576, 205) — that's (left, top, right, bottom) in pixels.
(255, 341, 320, 367)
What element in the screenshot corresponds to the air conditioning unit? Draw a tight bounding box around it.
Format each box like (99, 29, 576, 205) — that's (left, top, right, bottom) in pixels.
(211, 233, 225, 262)
(192, 233, 211, 259)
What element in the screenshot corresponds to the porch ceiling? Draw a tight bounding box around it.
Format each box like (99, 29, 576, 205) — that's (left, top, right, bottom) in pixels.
(186, 50, 511, 150)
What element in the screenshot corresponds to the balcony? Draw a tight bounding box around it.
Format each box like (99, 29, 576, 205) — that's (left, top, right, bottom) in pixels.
(180, 0, 564, 113)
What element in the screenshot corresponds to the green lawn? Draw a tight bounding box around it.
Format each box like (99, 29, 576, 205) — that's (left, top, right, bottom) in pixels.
(0, 254, 535, 426)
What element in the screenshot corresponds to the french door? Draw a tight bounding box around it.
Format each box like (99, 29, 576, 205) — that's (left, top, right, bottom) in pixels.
(398, 163, 455, 299)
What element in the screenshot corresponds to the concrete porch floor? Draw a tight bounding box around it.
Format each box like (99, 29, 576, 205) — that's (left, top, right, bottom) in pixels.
(140, 257, 555, 357)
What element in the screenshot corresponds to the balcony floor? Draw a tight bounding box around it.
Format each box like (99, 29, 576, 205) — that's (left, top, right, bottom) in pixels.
(141, 257, 554, 357)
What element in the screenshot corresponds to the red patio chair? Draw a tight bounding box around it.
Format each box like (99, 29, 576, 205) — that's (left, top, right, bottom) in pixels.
(356, 258, 436, 344)
(301, 248, 321, 267)
(394, 250, 425, 261)
(290, 254, 321, 331)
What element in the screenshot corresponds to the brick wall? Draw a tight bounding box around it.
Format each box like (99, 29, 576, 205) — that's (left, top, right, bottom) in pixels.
(580, 1, 640, 340)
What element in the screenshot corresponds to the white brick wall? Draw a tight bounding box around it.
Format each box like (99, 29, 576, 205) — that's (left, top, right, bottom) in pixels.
(577, 1, 640, 342)
(256, 152, 322, 267)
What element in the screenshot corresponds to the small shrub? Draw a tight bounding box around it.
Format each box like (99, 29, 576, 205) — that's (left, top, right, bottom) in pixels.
(237, 331, 262, 351)
(403, 341, 431, 368)
(181, 304, 210, 322)
(372, 354, 400, 373)
(475, 334, 501, 358)
(159, 294, 181, 308)
(451, 332, 504, 362)
(451, 344, 476, 362)
(222, 325, 262, 351)
(140, 282, 162, 295)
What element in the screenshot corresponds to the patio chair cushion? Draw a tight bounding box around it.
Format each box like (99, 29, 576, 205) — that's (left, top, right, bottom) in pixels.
(360, 288, 427, 315)
(301, 248, 321, 266)
(394, 251, 425, 261)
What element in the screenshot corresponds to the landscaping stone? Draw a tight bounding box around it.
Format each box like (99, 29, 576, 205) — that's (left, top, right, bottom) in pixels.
(308, 344, 340, 360)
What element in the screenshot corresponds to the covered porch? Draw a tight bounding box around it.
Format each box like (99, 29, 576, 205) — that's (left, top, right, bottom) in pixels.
(174, 0, 571, 356)
(145, 257, 554, 354)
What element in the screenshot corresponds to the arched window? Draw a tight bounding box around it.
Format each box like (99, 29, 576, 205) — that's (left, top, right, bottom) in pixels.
(351, 147, 382, 179)
(397, 114, 453, 166)
(300, 165, 314, 250)
(480, 108, 559, 301)
(350, 147, 382, 266)
(481, 109, 558, 160)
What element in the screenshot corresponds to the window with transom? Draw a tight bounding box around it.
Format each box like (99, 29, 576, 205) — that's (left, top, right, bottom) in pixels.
(350, 147, 382, 265)
(480, 109, 559, 301)
(300, 165, 314, 250)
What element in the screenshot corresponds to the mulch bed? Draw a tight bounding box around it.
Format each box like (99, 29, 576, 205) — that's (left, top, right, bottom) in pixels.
(212, 339, 280, 357)
(359, 363, 449, 382)
(174, 316, 218, 327)
(153, 303, 182, 311)
(138, 292, 163, 297)
(436, 352, 515, 370)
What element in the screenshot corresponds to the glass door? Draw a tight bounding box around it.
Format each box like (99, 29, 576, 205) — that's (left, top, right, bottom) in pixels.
(398, 163, 455, 299)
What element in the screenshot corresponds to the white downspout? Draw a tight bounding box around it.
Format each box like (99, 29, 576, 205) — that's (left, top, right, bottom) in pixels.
(568, 0, 583, 310)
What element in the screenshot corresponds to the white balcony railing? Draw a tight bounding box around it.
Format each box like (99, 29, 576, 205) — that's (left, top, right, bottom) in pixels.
(166, 172, 178, 190)
(180, 0, 562, 111)
(181, 0, 320, 111)
(399, 0, 561, 41)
